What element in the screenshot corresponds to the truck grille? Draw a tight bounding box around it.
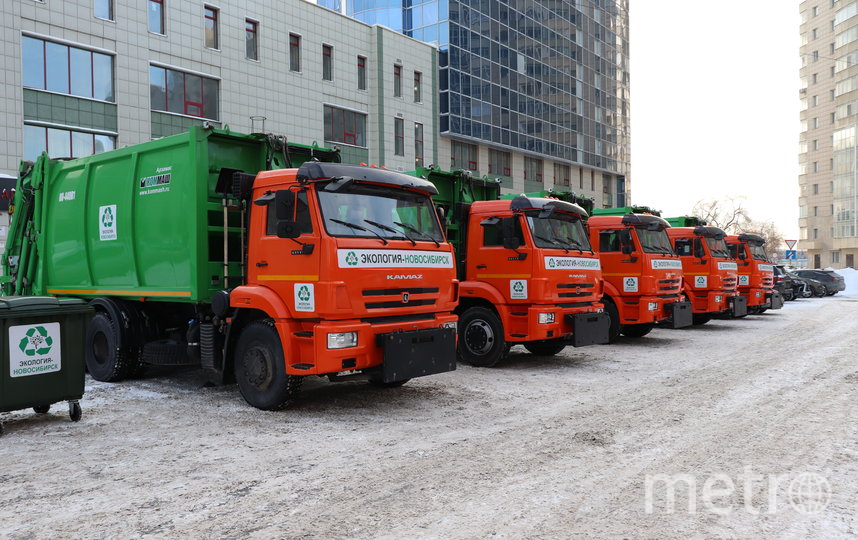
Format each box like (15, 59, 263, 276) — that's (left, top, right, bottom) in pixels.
(762, 277, 773, 286)
(557, 283, 595, 298)
(723, 277, 736, 287)
(362, 287, 438, 310)
(658, 278, 681, 292)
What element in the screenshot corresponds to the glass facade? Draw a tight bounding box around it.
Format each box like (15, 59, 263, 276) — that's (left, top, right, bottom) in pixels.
(350, 0, 629, 176)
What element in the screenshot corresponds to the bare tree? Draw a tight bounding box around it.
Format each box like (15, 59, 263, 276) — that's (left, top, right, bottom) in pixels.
(691, 197, 750, 233)
(738, 220, 785, 261)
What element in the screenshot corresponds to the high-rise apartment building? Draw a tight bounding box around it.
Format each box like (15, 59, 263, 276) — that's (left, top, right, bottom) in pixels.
(800, 0, 858, 268)
(347, 0, 630, 206)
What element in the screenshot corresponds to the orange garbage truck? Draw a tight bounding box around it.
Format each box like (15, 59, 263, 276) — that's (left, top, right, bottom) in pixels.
(414, 168, 609, 367)
(725, 233, 784, 314)
(4, 127, 458, 409)
(587, 209, 692, 341)
(665, 221, 747, 324)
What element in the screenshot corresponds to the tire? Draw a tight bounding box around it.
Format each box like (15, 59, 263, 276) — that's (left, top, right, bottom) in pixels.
(457, 306, 507, 367)
(692, 314, 712, 326)
(523, 339, 566, 356)
(33, 405, 50, 414)
(85, 312, 131, 382)
(815, 285, 827, 298)
(602, 297, 621, 344)
(620, 323, 653, 338)
(801, 288, 812, 298)
(234, 320, 303, 410)
(783, 289, 795, 301)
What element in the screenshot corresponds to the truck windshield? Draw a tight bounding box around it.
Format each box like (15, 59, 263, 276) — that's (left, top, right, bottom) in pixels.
(705, 237, 731, 258)
(525, 213, 592, 251)
(749, 243, 768, 261)
(318, 183, 444, 242)
(637, 228, 674, 254)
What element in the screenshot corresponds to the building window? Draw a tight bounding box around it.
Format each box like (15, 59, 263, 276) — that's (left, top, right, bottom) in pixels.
(414, 122, 424, 168)
(414, 71, 422, 102)
(148, 0, 165, 34)
(22, 36, 114, 102)
(204, 6, 219, 49)
(323, 105, 366, 147)
(23, 124, 115, 161)
(149, 65, 219, 120)
(451, 140, 477, 171)
(245, 20, 258, 60)
(289, 34, 301, 72)
(394, 65, 402, 97)
(554, 163, 571, 186)
(814, 206, 819, 216)
(95, 0, 113, 21)
(394, 118, 405, 156)
(357, 56, 367, 90)
(524, 157, 544, 185)
(488, 149, 511, 177)
(813, 228, 819, 239)
(322, 44, 333, 81)
(813, 183, 819, 194)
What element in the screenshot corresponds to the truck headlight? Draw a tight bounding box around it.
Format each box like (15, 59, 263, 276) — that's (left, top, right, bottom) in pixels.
(441, 321, 457, 330)
(327, 332, 358, 349)
(647, 302, 658, 311)
(715, 295, 722, 303)
(538, 312, 555, 324)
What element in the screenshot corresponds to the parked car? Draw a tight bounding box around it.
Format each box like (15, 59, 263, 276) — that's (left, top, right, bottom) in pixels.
(788, 271, 827, 298)
(773, 265, 800, 301)
(791, 269, 846, 296)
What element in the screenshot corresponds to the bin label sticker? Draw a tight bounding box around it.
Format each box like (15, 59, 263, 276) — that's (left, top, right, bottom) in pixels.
(294, 283, 315, 312)
(623, 276, 638, 292)
(9, 323, 61, 378)
(544, 256, 600, 270)
(337, 249, 453, 268)
(652, 259, 683, 270)
(99, 205, 117, 241)
(739, 275, 750, 286)
(694, 275, 708, 288)
(510, 279, 528, 299)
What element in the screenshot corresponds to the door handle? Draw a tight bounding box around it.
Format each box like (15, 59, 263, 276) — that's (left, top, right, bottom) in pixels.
(476, 264, 487, 269)
(256, 261, 268, 267)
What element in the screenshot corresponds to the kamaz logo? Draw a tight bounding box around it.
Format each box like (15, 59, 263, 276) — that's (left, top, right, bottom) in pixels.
(387, 274, 423, 280)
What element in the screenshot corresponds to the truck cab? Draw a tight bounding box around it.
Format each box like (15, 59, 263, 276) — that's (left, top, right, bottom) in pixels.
(725, 233, 784, 314)
(586, 213, 692, 341)
(666, 225, 747, 324)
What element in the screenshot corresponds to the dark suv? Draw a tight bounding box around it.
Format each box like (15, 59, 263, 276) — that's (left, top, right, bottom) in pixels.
(773, 265, 800, 301)
(791, 269, 846, 296)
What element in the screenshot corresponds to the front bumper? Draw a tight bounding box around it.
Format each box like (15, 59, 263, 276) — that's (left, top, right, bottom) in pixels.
(282, 313, 458, 376)
(563, 312, 611, 347)
(766, 290, 784, 310)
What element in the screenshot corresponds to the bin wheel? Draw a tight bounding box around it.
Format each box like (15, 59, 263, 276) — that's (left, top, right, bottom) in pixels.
(69, 402, 82, 422)
(234, 320, 303, 410)
(0, 422, 4, 436)
(33, 405, 50, 414)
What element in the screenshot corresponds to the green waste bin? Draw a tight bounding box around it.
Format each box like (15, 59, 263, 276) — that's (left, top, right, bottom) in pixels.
(0, 297, 93, 435)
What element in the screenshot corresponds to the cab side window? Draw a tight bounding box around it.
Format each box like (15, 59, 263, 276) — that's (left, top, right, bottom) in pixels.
(674, 238, 692, 256)
(599, 230, 620, 252)
(482, 218, 523, 247)
(266, 191, 313, 236)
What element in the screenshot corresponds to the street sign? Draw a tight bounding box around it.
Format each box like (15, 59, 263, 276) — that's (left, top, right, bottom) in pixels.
(785, 250, 797, 260)
(785, 239, 797, 249)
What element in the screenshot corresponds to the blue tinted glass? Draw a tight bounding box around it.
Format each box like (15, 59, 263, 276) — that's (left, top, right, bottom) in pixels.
(22, 37, 45, 89)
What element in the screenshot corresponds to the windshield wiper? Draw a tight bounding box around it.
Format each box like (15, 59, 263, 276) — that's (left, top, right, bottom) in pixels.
(329, 218, 388, 245)
(532, 233, 569, 253)
(393, 221, 440, 247)
(363, 219, 416, 246)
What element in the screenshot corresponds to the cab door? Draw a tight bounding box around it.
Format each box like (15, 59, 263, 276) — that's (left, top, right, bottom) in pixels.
(467, 214, 532, 303)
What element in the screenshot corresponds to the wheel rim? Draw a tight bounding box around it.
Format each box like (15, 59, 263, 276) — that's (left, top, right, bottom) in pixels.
(243, 344, 273, 390)
(464, 318, 494, 356)
(91, 331, 110, 367)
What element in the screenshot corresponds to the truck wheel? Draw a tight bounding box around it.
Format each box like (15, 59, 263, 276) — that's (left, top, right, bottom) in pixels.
(620, 323, 653, 338)
(523, 339, 566, 356)
(692, 314, 711, 326)
(85, 312, 130, 382)
(602, 298, 621, 344)
(234, 320, 303, 410)
(458, 306, 507, 367)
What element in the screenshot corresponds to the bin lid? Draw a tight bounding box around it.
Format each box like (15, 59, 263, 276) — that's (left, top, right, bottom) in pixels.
(0, 296, 88, 310)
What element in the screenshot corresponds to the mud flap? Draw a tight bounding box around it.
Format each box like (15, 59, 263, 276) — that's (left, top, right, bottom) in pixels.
(566, 312, 610, 347)
(729, 295, 748, 318)
(767, 290, 784, 310)
(666, 301, 693, 329)
(380, 327, 456, 383)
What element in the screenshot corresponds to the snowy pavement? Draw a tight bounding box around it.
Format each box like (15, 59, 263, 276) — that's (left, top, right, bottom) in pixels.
(1, 294, 857, 539)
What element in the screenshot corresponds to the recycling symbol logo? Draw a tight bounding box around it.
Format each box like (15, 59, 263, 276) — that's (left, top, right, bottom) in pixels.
(513, 281, 525, 293)
(625, 278, 635, 287)
(345, 251, 358, 266)
(101, 207, 114, 228)
(19, 326, 53, 357)
(548, 258, 556, 268)
(298, 285, 311, 302)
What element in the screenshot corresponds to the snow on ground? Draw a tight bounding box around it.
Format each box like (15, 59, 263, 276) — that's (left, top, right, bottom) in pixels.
(832, 267, 858, 297)
(1, 296, 858, 539)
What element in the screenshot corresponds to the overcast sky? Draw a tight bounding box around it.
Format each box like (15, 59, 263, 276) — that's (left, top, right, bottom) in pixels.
(629, 1, 801, 239)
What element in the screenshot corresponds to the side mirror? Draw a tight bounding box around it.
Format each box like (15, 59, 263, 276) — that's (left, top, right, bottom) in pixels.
(693, 238, 705, 258)
(738, 251, 747, 260)
(276, 220, 300, 239)
(501, 217, 521, 250)
(621, 244, 634, 255)
(275, 190, 296, 220)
